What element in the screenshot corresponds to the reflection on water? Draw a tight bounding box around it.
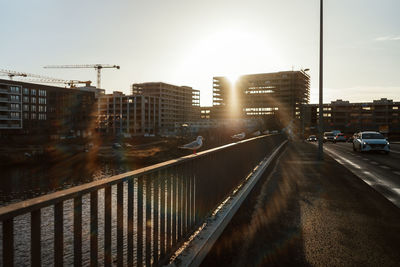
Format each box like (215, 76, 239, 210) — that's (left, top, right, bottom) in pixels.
(0, 157, 140, 206)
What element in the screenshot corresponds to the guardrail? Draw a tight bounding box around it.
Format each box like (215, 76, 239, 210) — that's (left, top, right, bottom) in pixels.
(0, 134, 285, 266)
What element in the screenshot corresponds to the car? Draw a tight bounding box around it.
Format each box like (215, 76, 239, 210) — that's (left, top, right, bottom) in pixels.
(323, 132, 335, 143)
(352, 131, 390, 154)
(307, 135, 317, 142)
(333, 133, 346, 143)
(112, 143, 122, 149)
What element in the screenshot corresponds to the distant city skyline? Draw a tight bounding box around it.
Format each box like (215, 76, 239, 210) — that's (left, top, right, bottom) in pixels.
(1, 0, 399, 106)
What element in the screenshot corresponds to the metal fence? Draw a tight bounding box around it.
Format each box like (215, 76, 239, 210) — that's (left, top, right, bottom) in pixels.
(0, 134, 285, 266)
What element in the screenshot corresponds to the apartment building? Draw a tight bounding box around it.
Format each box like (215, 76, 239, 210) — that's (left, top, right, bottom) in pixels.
(0, 79, 97, 140)
(303, 98, 400, 136)
(131, 82, 200, 133)
(97, 91, 160, 135)
(212, 71, 310, 127)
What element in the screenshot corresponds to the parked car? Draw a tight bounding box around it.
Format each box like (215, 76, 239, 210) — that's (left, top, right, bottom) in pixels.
(333, 133, 346, 143)
(352, 131, 390, 154)
(323, 132, 335, 143)
(307, 135, 317, 142)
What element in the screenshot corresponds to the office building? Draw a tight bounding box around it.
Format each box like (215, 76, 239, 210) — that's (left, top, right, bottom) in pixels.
(97, 91, 160, 136)
(131, 82, 200, 133)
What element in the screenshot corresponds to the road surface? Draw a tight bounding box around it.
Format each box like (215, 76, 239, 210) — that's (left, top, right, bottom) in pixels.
(201, 142, 400, 267)
(322, 142, 400, 207)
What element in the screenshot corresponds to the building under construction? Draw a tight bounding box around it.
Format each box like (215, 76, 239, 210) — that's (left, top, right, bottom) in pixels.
(97, 91, 160, 135)
(212, 71, 310, 128)
(131, 82, 200, 133)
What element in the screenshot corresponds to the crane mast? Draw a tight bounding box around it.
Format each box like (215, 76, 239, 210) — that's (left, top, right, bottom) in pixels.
(43, 64, 120, 88)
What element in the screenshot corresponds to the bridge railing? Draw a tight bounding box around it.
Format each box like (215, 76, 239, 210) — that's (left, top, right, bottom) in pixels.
(0, 134, 285, 266)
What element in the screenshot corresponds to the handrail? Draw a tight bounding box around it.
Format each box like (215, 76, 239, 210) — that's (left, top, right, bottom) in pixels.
(0, 134, 274, 221)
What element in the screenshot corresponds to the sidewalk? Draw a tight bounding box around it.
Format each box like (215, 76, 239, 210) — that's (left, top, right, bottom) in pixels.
(201, 142, 400, 267)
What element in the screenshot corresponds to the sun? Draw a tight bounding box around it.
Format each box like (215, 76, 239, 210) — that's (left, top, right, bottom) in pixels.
(226, 73, 240, 85)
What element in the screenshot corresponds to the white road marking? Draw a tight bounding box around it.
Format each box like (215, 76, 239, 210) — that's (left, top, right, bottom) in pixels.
(393, 171, 400, 176)
(324, 146, 400, 208)
(362, 158, 369, 161)
(381, 166, 391, 170)
(390, 150, 400, 154)
(370, 162, 379, 165)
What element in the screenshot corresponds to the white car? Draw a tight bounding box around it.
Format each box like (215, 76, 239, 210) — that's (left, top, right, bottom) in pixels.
(352, 131, 390, 154)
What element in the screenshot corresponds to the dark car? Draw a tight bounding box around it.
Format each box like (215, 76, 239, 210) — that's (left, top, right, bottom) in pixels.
(333, 133, 346, 143)
(323, 132, 335, 143)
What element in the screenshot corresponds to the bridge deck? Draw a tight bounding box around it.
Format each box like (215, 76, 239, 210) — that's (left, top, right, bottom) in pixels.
(202, 142, 400, 266)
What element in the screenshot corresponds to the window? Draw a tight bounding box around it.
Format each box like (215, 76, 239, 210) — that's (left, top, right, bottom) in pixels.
(23, 96, 29, 103)
(11, 112, 19, 118)
(31, 105, 36, 112)
(39, 90, 46, 96)
(23, 112, 29, 119)
(31, 113, 36, 119)
(393, 106, 399, 110)
(11, 103, 20, 110)
(10, 86, 20, 93)
(38, 105, 46, 112)
(39, 97, 46, 104)
(10, 95, 20, 101)
(31, 89, 36, 96)
(31, 97, 36, 103)
(23, 88, 29, 95)
(23, 104, 29, 111)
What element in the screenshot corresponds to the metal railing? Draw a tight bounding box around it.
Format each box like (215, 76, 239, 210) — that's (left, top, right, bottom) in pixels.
(0, 134, 285, 266)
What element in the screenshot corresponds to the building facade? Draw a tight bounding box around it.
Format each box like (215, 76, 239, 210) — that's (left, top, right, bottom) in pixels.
(304, 98, 400, 136)
(97, 91, 160, 136)
(0, 79, 97, 140)
(212, 71, 310, 127)
(131, 82, 200, 133)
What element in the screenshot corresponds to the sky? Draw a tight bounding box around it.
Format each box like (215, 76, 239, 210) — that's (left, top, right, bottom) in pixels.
(1, 0, 399, 106)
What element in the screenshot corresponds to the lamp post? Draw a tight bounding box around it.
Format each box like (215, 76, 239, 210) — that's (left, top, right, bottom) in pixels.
(318, 0, 324, 160)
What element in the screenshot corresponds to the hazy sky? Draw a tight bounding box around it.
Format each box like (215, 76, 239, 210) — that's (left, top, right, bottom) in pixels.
(1, 0, 399, 106)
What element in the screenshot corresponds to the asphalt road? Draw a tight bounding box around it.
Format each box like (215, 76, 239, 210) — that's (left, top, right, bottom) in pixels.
(201, 142, 400, 267)
(321, 141, 400, 207)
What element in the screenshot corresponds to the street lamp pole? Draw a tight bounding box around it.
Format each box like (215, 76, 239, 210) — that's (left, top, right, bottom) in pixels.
(318, 0, 324, 160)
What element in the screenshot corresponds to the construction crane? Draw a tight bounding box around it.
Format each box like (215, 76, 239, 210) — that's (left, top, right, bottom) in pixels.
(43, 64, 120, 89)
(0, 69, 91, 88)
(0, 69, 29, 80)
(22, 79, 92, 88)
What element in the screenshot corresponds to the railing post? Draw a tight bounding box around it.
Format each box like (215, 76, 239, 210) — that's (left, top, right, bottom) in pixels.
(172, 168, 177, 246)
(3, 219, 14, 267)
(31, 209, 41, 266)
(160, 170, 166, 259)
(127, 178, 134, 267)
(74, 196, 82, 267)
(166, 170, 172, 253)
(145, 176, 152, 266)
(54, 202, 64, 267)
(117, 182, 124, 267)
(153, 172, 159, 266)
(137, 178, 144, 267)
(90, 191, 98, 267)
(177, 165, 182, 241)
(104, 186, 112, 267)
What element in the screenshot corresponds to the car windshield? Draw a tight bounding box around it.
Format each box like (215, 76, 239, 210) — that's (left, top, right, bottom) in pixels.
(324, 133, 333, 136)
(362, 133, 385, 139)
(309, 135, 316, 138)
